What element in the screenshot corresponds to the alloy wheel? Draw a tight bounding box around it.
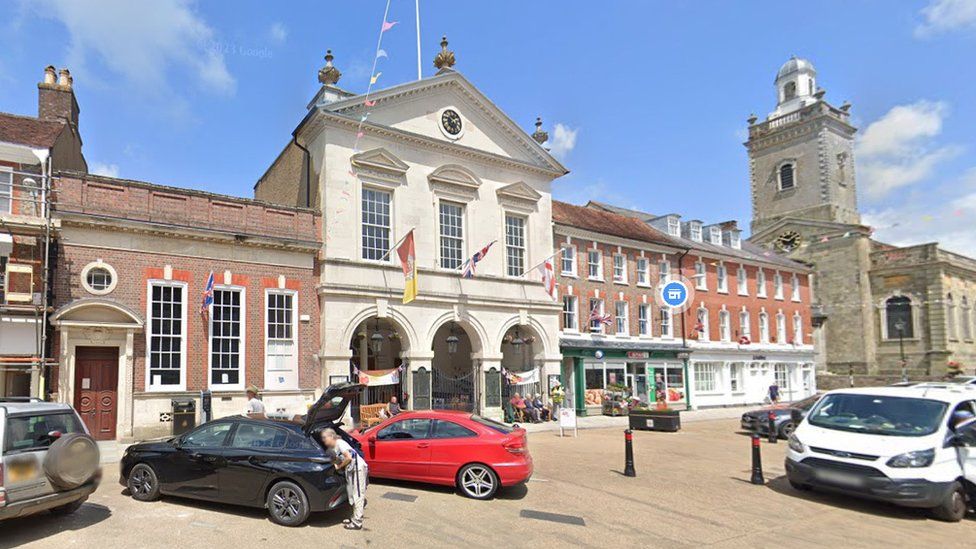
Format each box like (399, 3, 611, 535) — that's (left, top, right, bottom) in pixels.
(271, 487, 303, 521)
(461, 466, 495, 498)
(131, 468, 153, 496)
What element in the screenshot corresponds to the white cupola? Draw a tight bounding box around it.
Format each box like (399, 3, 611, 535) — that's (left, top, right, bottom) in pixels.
(770, 56, 818, 118)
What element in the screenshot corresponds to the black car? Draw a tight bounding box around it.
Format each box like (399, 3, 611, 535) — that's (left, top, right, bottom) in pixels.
(740, 393, 822, 439)
(120, 382, 363, 526)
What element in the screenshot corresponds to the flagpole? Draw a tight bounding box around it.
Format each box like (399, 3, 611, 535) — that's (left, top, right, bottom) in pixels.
(519, 249, 560, 278)
(415, 0, 422, 81)
(455, 239, 498, 272)
(378, 226, 416, 262)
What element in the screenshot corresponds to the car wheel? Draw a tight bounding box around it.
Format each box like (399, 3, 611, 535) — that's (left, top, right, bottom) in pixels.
(267, 480, 310, 527)
(49, 498, 87, 515)
(127, 463, 161, 502)
(788, 479, 812, 491)
(457, 463, 499, 500)
(779, 421, 795, 439)
(931, 482, 967, 522)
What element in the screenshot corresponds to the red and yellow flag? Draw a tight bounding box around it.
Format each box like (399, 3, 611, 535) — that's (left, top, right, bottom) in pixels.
(396, 230, 417, 304)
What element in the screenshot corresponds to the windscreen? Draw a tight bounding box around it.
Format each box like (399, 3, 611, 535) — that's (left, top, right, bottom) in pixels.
(807, 394, 947, 437)
(4, 412, 86, 453)
(470, 414, 514, 434)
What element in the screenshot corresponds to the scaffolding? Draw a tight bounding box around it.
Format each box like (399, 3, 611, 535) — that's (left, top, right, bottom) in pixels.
(0, 161, 58, 399)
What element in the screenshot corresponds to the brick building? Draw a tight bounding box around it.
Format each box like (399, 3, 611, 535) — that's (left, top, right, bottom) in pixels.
(1, 66, 87, 398)
(49, 173, 321, 440)
(556, 201, 816, 413)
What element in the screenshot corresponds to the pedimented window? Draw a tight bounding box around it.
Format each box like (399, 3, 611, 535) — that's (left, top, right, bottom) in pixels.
(496, 181, 542, 213)
(350, 147, 409, 187)
(428, 164, 482, 202)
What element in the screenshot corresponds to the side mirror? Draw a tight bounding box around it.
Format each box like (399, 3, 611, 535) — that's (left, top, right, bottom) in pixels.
(790, 408, 804, 425)
(367, 434, 377, 443)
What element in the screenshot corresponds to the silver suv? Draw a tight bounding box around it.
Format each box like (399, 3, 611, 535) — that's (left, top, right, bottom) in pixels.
(1, 398, 101, 520)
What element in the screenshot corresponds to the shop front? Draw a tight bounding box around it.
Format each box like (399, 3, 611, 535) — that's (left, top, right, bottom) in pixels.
(560, 338, 691, 416)
(688, 348, 817, 408)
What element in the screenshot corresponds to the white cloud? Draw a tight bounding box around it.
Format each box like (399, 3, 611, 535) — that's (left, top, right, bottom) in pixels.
(90, 162, 120, 178)
(856, 101, 960, 199)
(546, 123, 578, 159)
(31, 0, 235, 96)
(916, 0, 976, 37)
(269, 22, 287, 43)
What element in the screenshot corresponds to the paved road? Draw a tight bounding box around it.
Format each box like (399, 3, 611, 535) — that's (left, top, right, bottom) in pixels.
(3, 418, 974, 548)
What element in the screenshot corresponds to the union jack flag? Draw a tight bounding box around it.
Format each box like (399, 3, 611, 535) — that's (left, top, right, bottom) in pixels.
(460, 240, 496, 279)
(201, 271, 215, 313)
(588, 301, 612, 327)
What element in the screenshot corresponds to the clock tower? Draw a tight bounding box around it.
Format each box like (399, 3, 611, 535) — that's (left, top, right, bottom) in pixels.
(746, 57, 861, 242)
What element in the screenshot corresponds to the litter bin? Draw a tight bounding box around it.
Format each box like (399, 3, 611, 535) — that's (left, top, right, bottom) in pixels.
(172, 398, 197, 436)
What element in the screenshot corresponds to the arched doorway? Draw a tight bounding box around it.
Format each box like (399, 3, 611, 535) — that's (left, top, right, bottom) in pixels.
(349, 317, 406, 420)
(430, 321, 476, 412)
(500, 325, 543, 420)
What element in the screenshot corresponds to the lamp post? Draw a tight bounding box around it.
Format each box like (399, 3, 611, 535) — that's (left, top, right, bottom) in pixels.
(895, 319, 907, 382)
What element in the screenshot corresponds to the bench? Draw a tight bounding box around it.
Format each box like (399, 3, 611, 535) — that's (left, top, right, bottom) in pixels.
(360, 403, 387, 428)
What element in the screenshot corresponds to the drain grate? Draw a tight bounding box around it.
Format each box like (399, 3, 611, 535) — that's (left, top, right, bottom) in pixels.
(381, 491, 418, 502)
(520, 509, 585, 526)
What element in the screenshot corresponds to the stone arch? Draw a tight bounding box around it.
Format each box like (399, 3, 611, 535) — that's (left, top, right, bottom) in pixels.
(52, 298, 144, 329)
(339, 305, 418, 354)
(495, 315, 552, 358)
(426, 311, 489, 357)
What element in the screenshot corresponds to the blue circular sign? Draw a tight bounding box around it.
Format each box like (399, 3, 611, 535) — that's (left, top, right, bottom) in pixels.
(661, 281, 689, 308)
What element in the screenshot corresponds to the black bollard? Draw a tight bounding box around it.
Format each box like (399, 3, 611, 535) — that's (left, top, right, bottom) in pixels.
(624, 429, 636, 477)
(750, 433, 765, 485)
(767, 411, 778, 444)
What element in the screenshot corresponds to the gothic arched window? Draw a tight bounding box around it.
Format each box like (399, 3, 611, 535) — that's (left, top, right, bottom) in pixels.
(784, 81, 797, 101)
(778, 163, 795, 190)
(885, 296, 913, 339)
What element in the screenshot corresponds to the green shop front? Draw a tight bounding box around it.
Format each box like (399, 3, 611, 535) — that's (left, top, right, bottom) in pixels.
(559, 338, 692, 416)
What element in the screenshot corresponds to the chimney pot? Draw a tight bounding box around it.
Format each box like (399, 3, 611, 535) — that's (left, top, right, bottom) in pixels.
(43, 65, 57, 85)
(58, 68, 72, 89)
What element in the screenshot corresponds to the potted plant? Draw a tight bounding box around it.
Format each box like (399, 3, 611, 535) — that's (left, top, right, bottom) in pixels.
(602, 384, 630, 416)
(629, 403, 681, 432)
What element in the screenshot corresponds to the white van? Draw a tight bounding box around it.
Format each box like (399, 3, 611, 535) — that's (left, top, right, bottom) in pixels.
(785, 385, 976, 521)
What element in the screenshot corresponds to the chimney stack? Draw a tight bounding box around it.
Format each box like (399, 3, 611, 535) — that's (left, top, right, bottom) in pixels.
(38, 65, 79, 127)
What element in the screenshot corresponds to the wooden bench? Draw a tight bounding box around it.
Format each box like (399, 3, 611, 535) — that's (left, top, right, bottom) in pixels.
(360, 403, 387, 428)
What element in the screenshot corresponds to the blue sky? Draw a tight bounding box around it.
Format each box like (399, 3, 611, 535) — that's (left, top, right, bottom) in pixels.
(2, 0, 975, 254)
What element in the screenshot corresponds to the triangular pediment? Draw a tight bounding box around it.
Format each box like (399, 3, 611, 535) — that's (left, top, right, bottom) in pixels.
(350, 147, 409, 176)
(497, 181, 542, 202)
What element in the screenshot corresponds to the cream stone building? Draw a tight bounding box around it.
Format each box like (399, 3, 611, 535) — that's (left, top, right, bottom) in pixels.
(257, 43, 567, 420)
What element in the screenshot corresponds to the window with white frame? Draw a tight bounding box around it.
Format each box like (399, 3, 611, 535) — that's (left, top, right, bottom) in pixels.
(505, 214, 526, 276)
(589, 298, 604, 333)
(210, 288, 243, 388)
(696, 307, 709, 341)
(562, 295, 578, 331)
(667, 216, 680, 236)
(636, 257, 649, 286)
(690, 223, 702, 242)
(737, 265, 748, 295)
(717, 263, 728, 293)
(638, 303, 650, 335)
(613, 254, 627, 283)
(793, 313, 803, 344)
(739, 310, 751, 339)
(0, 168, 12, 214)
(659, 260, 670, 283)
(148, 282, 186, 389)
(791, 273, 801, 301)
(774, 363, 789, 388)
(588, 249, 602, 280)
(709, 227, 722, 245)
(730, 233, 741, 249)
(695, 261, 707, 290)
(730, 362, 744, 392)
(774, 272, 784, 299)
(759, 312, 769, 343)
(560, 246, 576, 276)
(615, 301, 629, 335)
(776, 312, 787, 343)
(660, 306, 672, 337)
(266, 290, 298, 389)
(757, 269, 767, 297)
(719, 310, 731, 342)
(694, 363, 717, 392)
(439, 201, 464, 269)
(361, 187, 391, 261)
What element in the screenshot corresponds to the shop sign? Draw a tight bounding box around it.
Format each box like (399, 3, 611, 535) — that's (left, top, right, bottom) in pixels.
(752, 355, 767, 360)
(626, 351, 649, 359)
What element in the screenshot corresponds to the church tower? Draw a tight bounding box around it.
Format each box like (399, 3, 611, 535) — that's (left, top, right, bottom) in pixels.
(746, 57, 860, 240)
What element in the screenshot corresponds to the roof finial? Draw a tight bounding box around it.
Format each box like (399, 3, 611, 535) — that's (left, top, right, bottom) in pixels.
(318, 49, 341, 86)
(531, 117, 548, 145)
(433, 35, 456, 71)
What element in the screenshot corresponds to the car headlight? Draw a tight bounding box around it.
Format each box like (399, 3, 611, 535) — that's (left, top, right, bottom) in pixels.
(788, 433, 805, 453)
(886, 448, 935, 468)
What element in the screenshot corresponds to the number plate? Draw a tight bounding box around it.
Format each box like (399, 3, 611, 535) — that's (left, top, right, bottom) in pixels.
(816, 469, 864, 487)
(7, 457, 40, 483)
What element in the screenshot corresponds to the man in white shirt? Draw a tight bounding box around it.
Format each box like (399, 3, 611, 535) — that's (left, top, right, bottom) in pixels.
(321, 428, 368, 530)
(245, 385, 266, 417)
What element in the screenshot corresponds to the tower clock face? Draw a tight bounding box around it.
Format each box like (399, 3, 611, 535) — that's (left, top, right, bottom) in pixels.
(775, 230, 802, 252)
(440, 109, 463, 137)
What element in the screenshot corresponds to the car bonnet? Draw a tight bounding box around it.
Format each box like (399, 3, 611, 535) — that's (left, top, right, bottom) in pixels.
(303, 381, 365, 433)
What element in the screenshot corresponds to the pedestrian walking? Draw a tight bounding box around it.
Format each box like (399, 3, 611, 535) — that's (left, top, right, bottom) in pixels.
(550, 382, 564, 421)
(767, 382, 780, 404)
(321, 428, 368, 530)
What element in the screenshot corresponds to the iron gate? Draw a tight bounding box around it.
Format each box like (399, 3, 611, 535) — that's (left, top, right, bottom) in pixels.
(432, 368, 475, 412)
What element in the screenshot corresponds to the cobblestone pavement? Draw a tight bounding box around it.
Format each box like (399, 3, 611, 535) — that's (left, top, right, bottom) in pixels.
(2, 418, 974, 548)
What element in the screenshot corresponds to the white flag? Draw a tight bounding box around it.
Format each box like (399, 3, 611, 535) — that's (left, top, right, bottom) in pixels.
(537, 259, 557, 300)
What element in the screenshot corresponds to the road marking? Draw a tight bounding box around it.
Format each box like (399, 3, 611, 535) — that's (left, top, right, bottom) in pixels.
(382, 491, 418, 502)
(520, 509, 586, 526)
(528, 477, 549, 482)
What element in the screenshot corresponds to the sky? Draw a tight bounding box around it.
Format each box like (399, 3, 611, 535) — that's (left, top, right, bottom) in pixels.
(1, 0, 975, 256)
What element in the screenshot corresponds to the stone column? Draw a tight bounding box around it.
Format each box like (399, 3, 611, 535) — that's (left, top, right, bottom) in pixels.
(121, 330, 136, 440)
(404, 351, 433, 411)
(479, 357, 503, 421)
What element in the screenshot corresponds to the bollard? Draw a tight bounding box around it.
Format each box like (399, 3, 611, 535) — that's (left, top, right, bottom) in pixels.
(750, 433, 765, 485)
(767, 411, 778, 444)
(623, 429, 636, 477)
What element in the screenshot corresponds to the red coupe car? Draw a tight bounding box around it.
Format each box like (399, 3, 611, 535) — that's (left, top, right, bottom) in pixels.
(351, 410, 531, 499)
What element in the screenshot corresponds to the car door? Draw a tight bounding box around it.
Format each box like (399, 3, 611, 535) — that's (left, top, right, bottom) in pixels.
(953, 415, 976, 486)
(162, 421, 233, 499)
(427, 419, 479, 483)
(218, 422, 289, 505)
(365, 418, 431, 480)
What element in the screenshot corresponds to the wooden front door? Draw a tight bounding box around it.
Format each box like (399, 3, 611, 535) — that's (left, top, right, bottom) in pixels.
(74, 346, 119, 441)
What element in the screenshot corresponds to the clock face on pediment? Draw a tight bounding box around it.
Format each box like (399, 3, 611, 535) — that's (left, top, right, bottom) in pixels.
(775, 230, 802, 252)
(440, 109, 463, 138)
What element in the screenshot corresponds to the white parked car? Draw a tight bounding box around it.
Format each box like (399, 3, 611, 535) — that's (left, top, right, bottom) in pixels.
(786, 385, 976, 521)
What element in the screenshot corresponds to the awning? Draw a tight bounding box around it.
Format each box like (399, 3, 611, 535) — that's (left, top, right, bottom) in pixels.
(0, 232, 13, 256)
